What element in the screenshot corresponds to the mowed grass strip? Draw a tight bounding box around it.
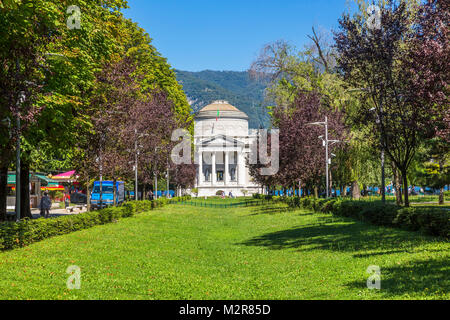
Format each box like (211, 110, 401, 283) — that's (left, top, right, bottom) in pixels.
(0, 202, 448, 300)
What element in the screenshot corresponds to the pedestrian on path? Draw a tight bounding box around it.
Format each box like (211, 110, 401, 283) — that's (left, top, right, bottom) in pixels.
(64, 193, 70, 209)
(39, 192, 52, 218)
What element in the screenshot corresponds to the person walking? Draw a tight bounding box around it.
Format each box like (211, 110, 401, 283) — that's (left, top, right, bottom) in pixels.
(64, 193, 70, 209)
(39, 192, 52, 218)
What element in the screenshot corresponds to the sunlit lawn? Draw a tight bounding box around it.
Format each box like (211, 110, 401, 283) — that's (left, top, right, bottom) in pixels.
(0, 201, 448, 300)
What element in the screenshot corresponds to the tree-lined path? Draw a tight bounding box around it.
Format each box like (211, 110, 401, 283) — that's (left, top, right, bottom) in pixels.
(0, 202, 448, 300)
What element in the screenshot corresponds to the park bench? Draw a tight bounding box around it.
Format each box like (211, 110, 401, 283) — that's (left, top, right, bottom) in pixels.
(66, 205, 86, 213)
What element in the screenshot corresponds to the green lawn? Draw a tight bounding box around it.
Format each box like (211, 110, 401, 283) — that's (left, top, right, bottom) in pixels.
(0, 202, 448, 300)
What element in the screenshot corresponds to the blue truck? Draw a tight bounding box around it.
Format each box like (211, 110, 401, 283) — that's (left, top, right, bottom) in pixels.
(91, 181, 125, 208)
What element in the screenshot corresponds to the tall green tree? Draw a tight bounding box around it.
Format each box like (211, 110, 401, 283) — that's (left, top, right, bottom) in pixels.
(334, 0, 432, 206)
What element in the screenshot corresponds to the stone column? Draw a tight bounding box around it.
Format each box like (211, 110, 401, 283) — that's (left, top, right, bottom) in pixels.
(237, 151, 244, 186)
(198, 151, 203, 186)
(212, 152, 216, 185)
(224, 151, 229, 185)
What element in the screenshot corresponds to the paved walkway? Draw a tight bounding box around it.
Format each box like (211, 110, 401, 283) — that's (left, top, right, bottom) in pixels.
(31, 205, 87, 219)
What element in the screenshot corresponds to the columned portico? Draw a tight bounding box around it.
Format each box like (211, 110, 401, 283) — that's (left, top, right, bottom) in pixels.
(211, 152, 216, 185)
(224, 151, 229, 184)
(194, 101, 261, 197)
(198, 150, 241, 186)
(198, 152, 203, 184)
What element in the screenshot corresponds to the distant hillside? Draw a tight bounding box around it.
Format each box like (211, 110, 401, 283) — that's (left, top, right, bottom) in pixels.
(175, 70, 271, 128)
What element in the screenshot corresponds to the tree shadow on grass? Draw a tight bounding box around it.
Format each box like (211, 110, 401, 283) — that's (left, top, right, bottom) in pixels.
(247, 205, 294, 216)
(239, 219, 446, 256)
(345, 258, 450, 298)
(411, 205, 450, 210)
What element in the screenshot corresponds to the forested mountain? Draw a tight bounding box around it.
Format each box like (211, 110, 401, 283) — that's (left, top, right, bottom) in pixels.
(175, 70, 271, 128)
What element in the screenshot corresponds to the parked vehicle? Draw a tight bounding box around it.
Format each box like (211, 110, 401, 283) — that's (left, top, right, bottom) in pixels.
(70, 192, 87, 204)
(91, 181, 125, 208)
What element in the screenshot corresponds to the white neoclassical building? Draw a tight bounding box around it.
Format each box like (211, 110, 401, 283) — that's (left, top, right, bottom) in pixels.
(194, 101, 262, 197)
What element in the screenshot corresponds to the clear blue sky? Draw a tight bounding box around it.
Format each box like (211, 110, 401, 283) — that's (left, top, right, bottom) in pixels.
(123, 0, 354, 72)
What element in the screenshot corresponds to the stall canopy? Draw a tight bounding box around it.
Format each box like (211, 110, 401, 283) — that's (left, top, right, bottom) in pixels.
(7, 173, 64, 191)
(51, 170, 77, 182)
(8, 173, 59, 185)
(41, 183, 65, 191)
(34, 174, 57, 183)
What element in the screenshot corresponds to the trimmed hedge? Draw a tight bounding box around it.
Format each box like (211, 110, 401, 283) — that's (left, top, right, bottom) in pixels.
(281, 196, 450, 239)
(0, 196, 191, 251)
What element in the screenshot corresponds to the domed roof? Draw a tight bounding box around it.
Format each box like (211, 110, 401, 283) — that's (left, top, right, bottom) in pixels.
(196, 100, 248, 120)
(200, 100, 240, 112)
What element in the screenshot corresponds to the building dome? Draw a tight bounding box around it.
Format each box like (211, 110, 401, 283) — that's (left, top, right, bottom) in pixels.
(200, 100, 239, 112)
(196, 100, 248, 120)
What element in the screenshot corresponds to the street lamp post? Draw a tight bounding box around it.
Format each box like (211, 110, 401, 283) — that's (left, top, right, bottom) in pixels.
(154, 173, 158, 200)
(95, 153, 103, 209)
(166, 158, 170, 198)
(99, 153, 103, 209)
(15, 91, 25, 221)
(308, 117, 341, 198)
(15, 110, 20, 221)
(135, 138, 139, 201)
(154, 146, 160, 200)
(11, 53, 66, 218)
(370, 104, 386, 203)
(133, 131, 150, 201)
(347, 86, 386, 203)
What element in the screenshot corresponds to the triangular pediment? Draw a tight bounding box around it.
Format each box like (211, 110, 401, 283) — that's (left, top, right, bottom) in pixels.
(200, 135, 244, 147)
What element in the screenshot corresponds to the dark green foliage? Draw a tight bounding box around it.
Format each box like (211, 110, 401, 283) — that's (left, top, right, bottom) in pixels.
(0, 196, 191, 251)
(253, 194, 274, 201)
(394, 207, 450, 238)
(281, 197, 449, 239)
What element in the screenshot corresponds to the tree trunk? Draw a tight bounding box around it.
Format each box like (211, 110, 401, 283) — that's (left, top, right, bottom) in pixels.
(439, 160, 444, 205)
(0, 165, 8, 221)
(351, 181, 361, 200)
(401, 169, 409, 207)
(20, 162, 32, 219)
(0, 149, 12, 222)
(343, 185, 348, 197)
(393, 163, 403, 205)
(86, 180, 91, 211)
(314, 186, 318, 198)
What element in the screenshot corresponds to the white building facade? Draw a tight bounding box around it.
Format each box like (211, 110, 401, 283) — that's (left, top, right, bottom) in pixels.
(194, 101, 261, 197)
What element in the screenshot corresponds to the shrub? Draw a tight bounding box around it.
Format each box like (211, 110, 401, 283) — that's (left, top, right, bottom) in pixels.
(321, 199, 337, 213)
(0, 197, 186, 251)
(359, 203, 399, 226)
(394, 207, 450, 238)
(277, 197, 450, 239)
